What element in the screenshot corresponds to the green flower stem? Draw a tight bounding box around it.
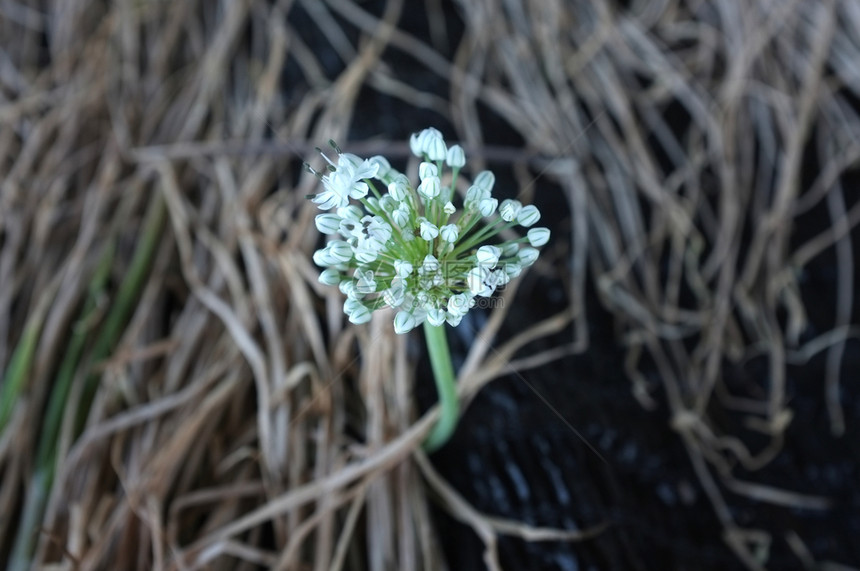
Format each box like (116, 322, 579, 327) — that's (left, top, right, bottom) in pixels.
(422, 321, 459, 451)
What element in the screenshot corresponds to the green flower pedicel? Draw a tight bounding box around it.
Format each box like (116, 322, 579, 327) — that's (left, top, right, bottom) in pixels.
(306, 128, 549, 450)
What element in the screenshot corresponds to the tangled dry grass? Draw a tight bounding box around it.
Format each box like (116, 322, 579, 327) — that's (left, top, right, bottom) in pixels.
(1, 0, 859, 569)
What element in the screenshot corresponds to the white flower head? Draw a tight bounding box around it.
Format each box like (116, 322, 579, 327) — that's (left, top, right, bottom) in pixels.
(308, 130, 547, 333)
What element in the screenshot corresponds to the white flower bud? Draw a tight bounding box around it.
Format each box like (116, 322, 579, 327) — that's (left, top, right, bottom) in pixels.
(328, 241, 353, 263)
(418, 162, 438, 181)
(392, 205, 410, 227)
(339, 280, 357, 298)
(354, 269, 377, 294)
(369, 155, 391, 178)
(393, 310, 418, 334)
(388, 175, 410, 202)
(348, 304, 372, 324)
(344, 297, 364, 314)
(418, 176, 441, 199)
(446, 312, 464, 327)
(516, 205, 540, 227)
(473, 170, 495, 192)
(409, 132, 424, 157)
(312, 248, 334, 267)
(337, 204, 363, 221)
(380, 195, 397, 212)
(527, 227, 551, 247)
(318, 268, 341, 286)
(446, 145, 466, 168)
(426, 308, 446, 326)
(422, 254, 440, 273)
(383, 278, 406, 307)
(419, 218, 439, 240)
(424, 133, 447, 161)
(440, 223, 459, 242)
(447, 293, 471, 316)
(499, 199, 522, 222)
(517, 247, 539, 267)
(478, 197, 498, 217)
(395, 259, 413, 277)
(465, 185, 488, 206)
(315, 213, 341, 235)
(501, 241, 520, 257)
(504, 263, 522, 279)
(476, 245, 501, 267)
(443, 201, 456, 215)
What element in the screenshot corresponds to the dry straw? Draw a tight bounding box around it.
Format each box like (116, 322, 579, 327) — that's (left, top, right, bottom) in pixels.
(1, 0, 858, 569)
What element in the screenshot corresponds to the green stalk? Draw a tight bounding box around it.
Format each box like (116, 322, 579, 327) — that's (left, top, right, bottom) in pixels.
(74, 192, 165, 437)
(9, 195, 165, 570)
(10, 242, 116, 569)
(0, 320, 41, 434)
(422, 321, 459, 452)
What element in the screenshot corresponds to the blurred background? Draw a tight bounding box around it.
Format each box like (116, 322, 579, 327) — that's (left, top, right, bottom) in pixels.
(1, 0, 859, 569)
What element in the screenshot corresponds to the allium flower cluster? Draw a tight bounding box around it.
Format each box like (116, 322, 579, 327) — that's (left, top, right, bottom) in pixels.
(306, 128, 550, 334)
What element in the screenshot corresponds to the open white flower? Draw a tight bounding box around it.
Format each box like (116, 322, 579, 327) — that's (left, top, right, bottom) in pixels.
(309, 152, 379, 210)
